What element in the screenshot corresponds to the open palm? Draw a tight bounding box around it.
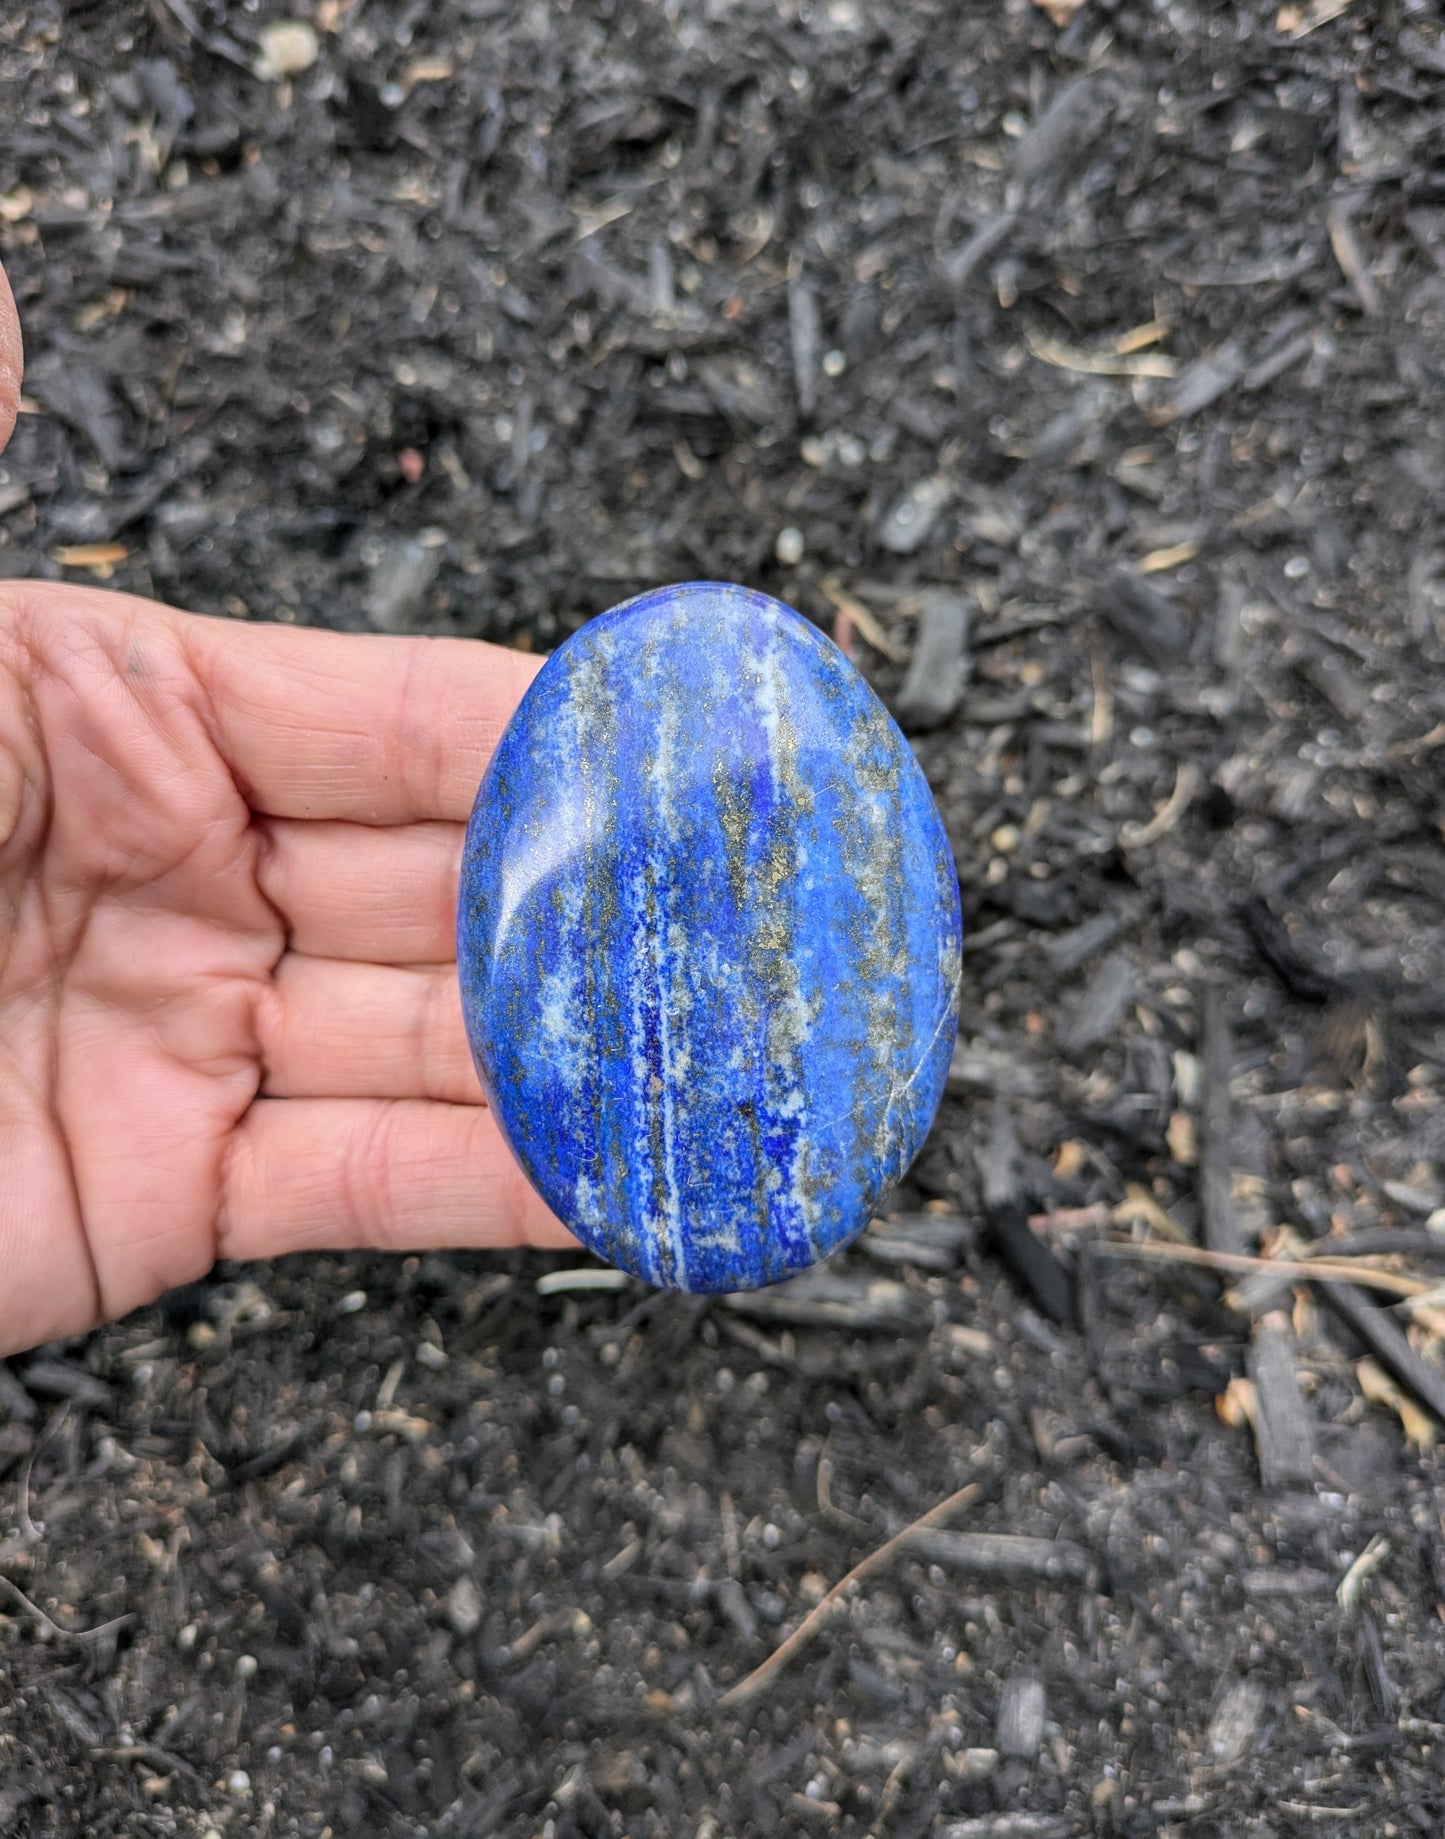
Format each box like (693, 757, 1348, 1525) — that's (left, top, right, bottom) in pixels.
(0, 581, 573, 1356)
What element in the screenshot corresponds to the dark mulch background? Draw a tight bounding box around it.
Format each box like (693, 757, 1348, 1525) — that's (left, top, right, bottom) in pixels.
(5, 1, 1445, 1834)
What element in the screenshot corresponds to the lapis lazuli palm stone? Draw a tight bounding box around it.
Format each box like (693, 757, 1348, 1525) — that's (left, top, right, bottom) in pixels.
(458, 582, 962, 1293)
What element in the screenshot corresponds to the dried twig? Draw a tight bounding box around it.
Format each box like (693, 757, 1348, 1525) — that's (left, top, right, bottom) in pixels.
(1089, 649, 1113, 746)
(1337, 1534, 1390, 1614)
(1098, 1237, 1432, 1300)
(15, 1448, 40, 1547)
(817, 578, 910, 663)
(717, 1480, 984, 1710)
(0, 1573, 132, 1644)
(1118, 761, 1201, 849)
(1327, 201, 1382, 316)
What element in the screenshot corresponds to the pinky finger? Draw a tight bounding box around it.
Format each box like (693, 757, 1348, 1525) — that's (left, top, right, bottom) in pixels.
(216, 1098, 578, 1262)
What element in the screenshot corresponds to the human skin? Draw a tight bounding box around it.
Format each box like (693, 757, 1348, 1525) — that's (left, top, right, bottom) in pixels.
(0, 263, 21, 458)
(0, 268, 575, 1358)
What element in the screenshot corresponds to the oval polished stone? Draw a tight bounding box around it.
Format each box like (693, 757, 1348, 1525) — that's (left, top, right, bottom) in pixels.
(458, 582, 962, 1293)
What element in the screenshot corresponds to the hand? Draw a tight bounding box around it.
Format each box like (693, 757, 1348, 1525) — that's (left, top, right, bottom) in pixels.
(0, 278, 573, 1359)
(0, 582, 577, 1357)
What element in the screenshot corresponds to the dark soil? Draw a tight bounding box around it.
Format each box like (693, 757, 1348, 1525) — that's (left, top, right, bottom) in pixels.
(6, 1, 1445, 1834)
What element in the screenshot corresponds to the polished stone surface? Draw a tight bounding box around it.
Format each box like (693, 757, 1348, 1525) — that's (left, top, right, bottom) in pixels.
(458, 582, 962, 1292)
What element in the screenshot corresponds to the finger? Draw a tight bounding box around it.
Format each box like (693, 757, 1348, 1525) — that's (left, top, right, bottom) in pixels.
(259, 957, 481, 1103)
(0, 261, 22, 456)
(184, 613, 543, 823)
(256, 817, 461, 963)
(217, 1098, 578, 1260)
(6, 580, 542, 822)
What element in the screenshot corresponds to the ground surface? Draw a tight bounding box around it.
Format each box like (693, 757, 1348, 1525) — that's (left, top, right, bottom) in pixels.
(4, 1, 1445, 1835)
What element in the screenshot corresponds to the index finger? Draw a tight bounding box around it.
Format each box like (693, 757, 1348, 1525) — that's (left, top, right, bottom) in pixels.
(186, 614, 543, 823)
(10, 578, 544, 823)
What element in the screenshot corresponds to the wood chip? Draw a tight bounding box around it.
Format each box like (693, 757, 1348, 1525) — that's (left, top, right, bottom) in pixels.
(1025, 328, 1177, 379)
(1200, 994, 1243, 1257)
(1277, 0, 1356, 38)
(1206, 1676, 1267, 1766)
(535, 1268, 633, 1295)
(996, 1673, 1047, 1761)
(1327, 201, 1383, 317)
(1058, 951, 1135, 1054)
(1166, 1110, 1198, 1165)
(1337, 1533, 1390, 1614)
(1320, 1280, 1445, 1428)
(1113, 318, 1170, 354)
(1032, 0, 1085, 25)
(1011, 76, 1103, 187)
(503, 1605, 588, 1665)
(895, 589, 970, 730)
(1356, 1357, 1438, 1451)
(368, 1409, 432, 1442)
(1114, 1184, 1193, 1243)
(939, 1815, 1070, 1839)
(1246, 1311, 1316, 1486)
(944, 212, 1019, 288)
(1156, 339, 1247, 421)
(403, 59, 455, 90)
(788, 270, 819, 418)
(878, 476, 951, 555)
(817, 578, 909, 663)
(255, 21, 319, 80)
(979, 1103, 1076, 1325)
(720, 1268, 921, 1330)
(859, 1214, 973, 1272)
(51, 542, 129, 569)
(1089, 648, 1113, 744)
(913, 1530, 1091, 1582)
(1217, 1373, 1255, 1429)
(1100, 571, 1189, 665)
(1138, 539, 1200, 573)
(1119, 761, 1201, 849)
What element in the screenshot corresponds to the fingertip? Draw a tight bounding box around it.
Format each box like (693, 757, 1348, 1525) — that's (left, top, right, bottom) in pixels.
(0, 261, 22, 458)
(492, 1137, 580, 1251)
(519, 1204, 583, 1252)
(216, 1097, 583, 1263)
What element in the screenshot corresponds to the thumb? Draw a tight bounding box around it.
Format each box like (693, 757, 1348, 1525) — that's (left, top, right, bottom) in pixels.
(0, 261, 22, 458)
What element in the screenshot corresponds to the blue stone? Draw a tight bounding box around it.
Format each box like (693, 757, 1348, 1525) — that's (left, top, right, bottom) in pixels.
(458, 582, 962, 1293)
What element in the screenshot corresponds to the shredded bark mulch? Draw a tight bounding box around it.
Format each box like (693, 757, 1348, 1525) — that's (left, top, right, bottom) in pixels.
(4, 2, 1445, 1834)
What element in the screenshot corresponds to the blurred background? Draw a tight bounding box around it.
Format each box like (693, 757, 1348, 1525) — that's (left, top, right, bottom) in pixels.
(4, 3, 1445, 1835)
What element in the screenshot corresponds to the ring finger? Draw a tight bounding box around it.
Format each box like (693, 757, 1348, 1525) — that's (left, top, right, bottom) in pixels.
(258, 956, 483, 1103)
(255, 816, 463, 964)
